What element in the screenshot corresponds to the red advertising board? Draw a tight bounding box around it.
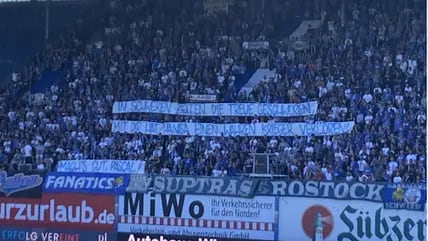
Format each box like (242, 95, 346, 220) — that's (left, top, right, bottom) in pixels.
(0, 193, 115, 231)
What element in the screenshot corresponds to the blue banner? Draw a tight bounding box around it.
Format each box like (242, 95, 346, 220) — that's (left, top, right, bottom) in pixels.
(0, 170, 44, 198)
(43, 172, 129, 194)
(383, 184, 426, 212)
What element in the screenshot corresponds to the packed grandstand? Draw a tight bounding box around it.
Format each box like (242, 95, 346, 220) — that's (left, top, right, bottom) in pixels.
(0, 0, 426, 184)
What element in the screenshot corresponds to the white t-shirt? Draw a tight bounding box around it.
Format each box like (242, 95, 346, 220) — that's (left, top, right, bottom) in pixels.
(364, 115, 373, 124)
(304, 146, 314, 153)
(325, 172, 333, 181)
(344, 89, 352, 99)
(319, 87, 327, 97)
(400, 61, 408, 73)
(395, 95, 403, 104)
(393, 176, 403, 184)
(357, 160, 367, 171)
(160, 167, 170, 175)
(12, 72, 18, 82)
(326, 80, 335, 91)
(381, 147, 390, 156)
(407, 59, 417, 75)
(23, 145, 33, 157)
(387, 161, 398, 176)
(362, 94, 373, 103)
(212, 169, 220, 177)
(37, 163, 45, 170)
(406, 154, 417, 164)
(269, 138, 278, 148)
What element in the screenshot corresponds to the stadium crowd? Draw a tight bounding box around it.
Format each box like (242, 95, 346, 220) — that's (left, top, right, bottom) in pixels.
(0, 0, 426, 184)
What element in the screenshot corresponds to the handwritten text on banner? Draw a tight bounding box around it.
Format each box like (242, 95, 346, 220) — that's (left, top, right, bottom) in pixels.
(56, 159, 145, 174)
(112, 100, 318, 117)
(111, 120, 354, 136)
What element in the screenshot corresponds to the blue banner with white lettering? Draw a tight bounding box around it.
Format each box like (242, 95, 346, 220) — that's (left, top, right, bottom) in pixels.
(43, 172, 130, 195)
(383, 184, 426, 212)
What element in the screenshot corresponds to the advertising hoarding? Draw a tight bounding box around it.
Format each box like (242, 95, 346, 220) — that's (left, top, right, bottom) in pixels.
(278, 197, 426, 241)
(117, 193, 276, 240)
(0, 193, 116, 231)
(0, 227, 115, 241)
(117, 233, 272, 241)
(43, 172, 129, 195)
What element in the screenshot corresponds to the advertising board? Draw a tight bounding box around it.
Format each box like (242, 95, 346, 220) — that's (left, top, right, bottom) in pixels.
(0, 193, 116, 231)
(117, 233, 271, 241)
(117, 193, 276, 240)
(43, 172, 129, 195)
(278, 197, 427, 241)
(0, 227, 115, 241)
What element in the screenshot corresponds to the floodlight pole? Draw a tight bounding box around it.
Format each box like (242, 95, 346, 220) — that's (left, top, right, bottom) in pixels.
(45, 0, 50, 41)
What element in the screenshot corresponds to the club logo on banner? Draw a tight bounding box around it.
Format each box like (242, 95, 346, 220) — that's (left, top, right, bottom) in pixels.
(117, 193, 276, 240)
(0, 171, 43, 197)
(383, 184, 426, 211)
(43, 172, 129, 194)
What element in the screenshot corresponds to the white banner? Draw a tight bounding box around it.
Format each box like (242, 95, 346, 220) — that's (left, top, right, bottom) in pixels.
(111, 120, 354, 136)
(118, 193, 276, 240)
(188, 94, 217, 102)
(278, 197, 426, 241)
(242, 41, 269, 50)
(112, 100, 318, 117)
(56, 159, 145, 174)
